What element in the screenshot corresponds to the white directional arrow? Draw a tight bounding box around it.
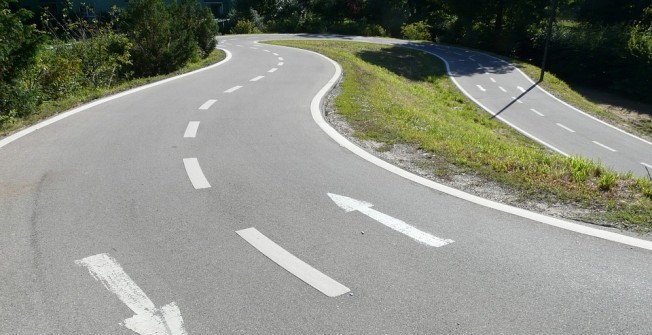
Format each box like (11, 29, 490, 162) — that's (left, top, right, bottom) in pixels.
(76, 253, 187, 335)
(328, 193, 454, 247)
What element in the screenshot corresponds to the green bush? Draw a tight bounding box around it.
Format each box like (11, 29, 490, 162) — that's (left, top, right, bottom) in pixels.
(230, 20, 260, 34)
(401, 21, 432, 41)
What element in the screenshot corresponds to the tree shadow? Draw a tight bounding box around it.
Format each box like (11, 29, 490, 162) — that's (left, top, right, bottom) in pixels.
(355, 45, 448, 82)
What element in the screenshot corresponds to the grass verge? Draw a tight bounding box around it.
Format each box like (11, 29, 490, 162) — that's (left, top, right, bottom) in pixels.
(267, 40, 652, 231)
(0, 49, 227, 137)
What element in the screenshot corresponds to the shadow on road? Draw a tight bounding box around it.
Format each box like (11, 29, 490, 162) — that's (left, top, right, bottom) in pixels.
(491, 82, 540, 119)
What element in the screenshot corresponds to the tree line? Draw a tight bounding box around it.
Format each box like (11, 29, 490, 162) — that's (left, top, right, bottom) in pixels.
(227, 0, 652, 103)
(1, 0, 218, 127)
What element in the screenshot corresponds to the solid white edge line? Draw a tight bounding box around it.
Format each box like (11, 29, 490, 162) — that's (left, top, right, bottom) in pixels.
(224, 85, 243, 93)
(250, 76, 265, 82)
(183, 158, 211, 189)
(184, 121, 200, 138)
(642, 162, 652, 169)
(236, 227, 350, 297)
(266, 42, 652, 251)
(556, 123, 575, 133)
(198, 99, 217, 110)
(592, 141, 617, 152)
(0, 49, 232, 149)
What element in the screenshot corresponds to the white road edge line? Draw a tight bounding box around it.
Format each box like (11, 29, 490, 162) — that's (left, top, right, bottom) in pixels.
(268, 68, 278, 73)
(0, 49, 232, 149)
(556, 123, 575, 133)
(236, 227, 350, 297)
(184, 121, 200, 138)
(642, 162, 652, 169)
(291, 44, 652, 251)
(250, 76, 264, 82)
(224, 85, 243, 93)
(198, 99, 217, 110)
(530, 108, 544, 117)
(183, 158, 211, 189)
(592, 141, 617, 152)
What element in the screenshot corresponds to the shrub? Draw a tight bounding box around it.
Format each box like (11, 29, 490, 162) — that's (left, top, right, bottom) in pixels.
(401, 21, 432, 41)
(230, 20, 259, 34)
(598, 171, 618, 191)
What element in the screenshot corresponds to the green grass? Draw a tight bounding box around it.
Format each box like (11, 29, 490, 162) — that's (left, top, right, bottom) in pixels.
(0, 49, 227, 137)
(267, 40, 652, 231)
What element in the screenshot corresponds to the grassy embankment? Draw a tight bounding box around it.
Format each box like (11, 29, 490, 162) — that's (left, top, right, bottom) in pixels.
(267, 40, 652, 231)
(0, 49, 227, 137)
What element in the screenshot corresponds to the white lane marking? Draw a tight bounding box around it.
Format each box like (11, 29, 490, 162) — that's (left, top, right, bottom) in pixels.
(224, 85, 243, 93)
(278, 57, 284, 61)
(328, 193, 454, 247)
(0, 49, 232, 150)
(278, 62, 284, 66)
(499, 86, 507, 92)
(249, 47, 258, 50)
(453, 52, 462, 56)
(556, 123, 575, 133)
(468, 56, 476, 61)
(530, 108, 544, 116)
(304, 47, 652, 250)
(517, 86, 525, 92)
(236, 44, 244, 47)
(490, 77, 496, 83)
(642, 162, 652, 169)
(250, 76, 264, 82)
(477, 63, 483, 68)
(273, 53, 279, 56)
(592, 141, 617, 152)
(476, 85, 486, 92)
(263, 49, 271, 52)
(236, 227, 350, 297)
(76, 254, 187, 335)
(268, 68, 278, 73)
(198, 99, 217, 110)
(184, 121, 200, 138)
(511, 97, 523, 104)
(183, 158, 211, 189)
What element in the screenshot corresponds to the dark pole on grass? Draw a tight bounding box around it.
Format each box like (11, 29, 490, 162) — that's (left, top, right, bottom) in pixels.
(540, 0, 558, 83)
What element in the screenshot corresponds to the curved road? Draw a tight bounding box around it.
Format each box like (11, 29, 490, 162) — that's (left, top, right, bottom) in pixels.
(1, 35, 651, 334)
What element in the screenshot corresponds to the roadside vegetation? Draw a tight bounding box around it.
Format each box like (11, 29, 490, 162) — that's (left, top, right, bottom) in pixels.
(0, 0, 220, 135)
(269, 40, 652, 231)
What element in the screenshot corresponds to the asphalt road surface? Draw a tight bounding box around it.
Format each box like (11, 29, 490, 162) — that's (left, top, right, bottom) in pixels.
(1, 34, 651, 334)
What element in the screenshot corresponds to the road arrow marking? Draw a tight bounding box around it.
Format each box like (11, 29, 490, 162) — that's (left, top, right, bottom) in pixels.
(236, 227, 350, 297)
(75, 253, 188, 335)
(476, 85, 486, 92)
(327, 193, 454, 247)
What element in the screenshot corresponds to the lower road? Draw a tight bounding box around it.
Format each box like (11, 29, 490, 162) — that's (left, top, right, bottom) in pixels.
(0, 34, 650, 334)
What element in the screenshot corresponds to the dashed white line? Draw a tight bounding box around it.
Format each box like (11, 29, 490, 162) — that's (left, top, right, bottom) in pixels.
(273, 53, 279, 56)
(198, 99, 217, 110)
(556, 123, 575, 133)
(476, 85, 486, 92)
(263, 49, 271, 52)
(511, 97, 523, 104)
(278, 62, 284, 66)
(592, 141, 617, 152)
(278, 57, 284, 61)
(250, 76, 264, 82)
(453, 52, 462, 56)
(236, 45, 244, 47)
(224, 85, 243, 93)
(249, 47, 258, 50)
(236, 227, 350, 297)
(183, 121, 200, 138)
(183, 158, 211, 189)
(530, 108, 544, 116)
(499, 86, 507, 92)
(490, 77, 496, 83)
(268, 68, 278, 73)
(517, 86, 526, 92)
(477, 63, 483, 68)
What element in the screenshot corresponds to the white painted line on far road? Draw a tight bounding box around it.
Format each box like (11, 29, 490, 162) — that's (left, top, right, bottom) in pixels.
(592, 141, 617, 152)
(224, 85, 243, 93)
(273, 53, 279, 56)
(530, 108, 544, 116)
(198, 99, 217, 110)
(249, 47, 258, 50)
(499, 86, 507, 92)
(184, 121, 200, 138)
(306, 48, 652, 251)
(76, 254, 188, 335)
(250, 76, 264, 82)
(517, 86, 525, 92)
(477, 63, 483, 68)
(490, 77, 496, 83)
(268, 68, 278, 73)
(236, 227, 350, 297)
(278, 62, 284, 66)
(278, 57, 284, 61)
(511, 97, 523, 104)
(263, 49, 271, 52)
(328, 193, 454, 247)
(556, 123, 575, 133)
(476, 85, 486, 92)
(183, 158, 211, 189)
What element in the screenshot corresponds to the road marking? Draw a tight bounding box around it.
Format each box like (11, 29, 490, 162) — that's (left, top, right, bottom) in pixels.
(592, 141, 617, 152)
(249, 47, 258, 50)
(278, 62, 284, 66)
(263, 49, 270, 52)
(530, 108, 544, 116)
(642, 162, 652, 169)
(499, 86, 507, 92)
(224, 85, 242, 93)
(477, 63, 483, 68)
(198, 99, 217, 110)
(183, 158, 211, 189)
(328, 193, 454, 248)
(490, 77, 496, 83)
(476, 85, 486, 92)
(273, 53, 279, 56)
(268, 68, 278, 73)
(250, 76, 264, 82)
(76, 254, 187, 335)
(511, 97, 523, 104)
(468, 56, 476, 61)
(453, 52, 462, 56)
(278, 57, 284, 61)
(236, 44, 244, 47)
(236, 227, 350, 297)
(517, 86, 525, 92)
(183, 121, 200, 138)
(556, 123, 575, 133)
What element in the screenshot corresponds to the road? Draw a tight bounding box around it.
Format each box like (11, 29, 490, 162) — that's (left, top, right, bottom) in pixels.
(1, 34, 651, 334)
